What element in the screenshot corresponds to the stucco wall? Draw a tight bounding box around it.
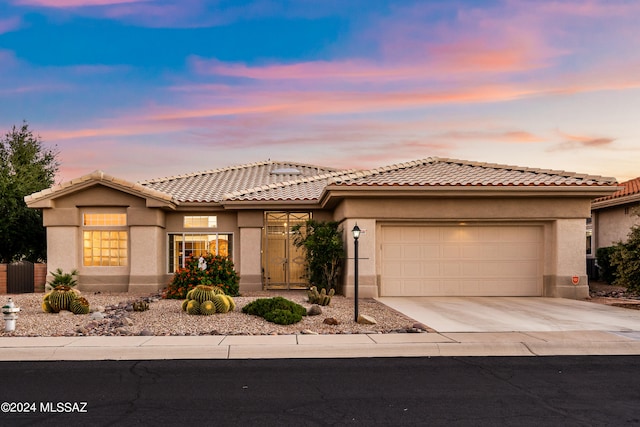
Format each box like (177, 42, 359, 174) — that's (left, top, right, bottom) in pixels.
(334, 196, 592, 299)
(594, 206, 640, 249)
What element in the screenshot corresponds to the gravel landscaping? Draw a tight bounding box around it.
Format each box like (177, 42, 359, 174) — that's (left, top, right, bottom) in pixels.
(0, 290, 422, 337)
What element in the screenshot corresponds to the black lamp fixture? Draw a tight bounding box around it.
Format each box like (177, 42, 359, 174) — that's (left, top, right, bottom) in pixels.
(352, 223, 361, 322)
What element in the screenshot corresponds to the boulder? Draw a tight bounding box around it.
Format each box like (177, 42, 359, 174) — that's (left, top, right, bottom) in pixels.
(307, 305, 323, 316)
(323, 317, 339, 325)
(357, 314, 377, 325)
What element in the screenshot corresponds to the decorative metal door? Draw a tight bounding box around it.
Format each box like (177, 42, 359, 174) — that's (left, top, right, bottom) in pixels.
(263, 212, 310, 289)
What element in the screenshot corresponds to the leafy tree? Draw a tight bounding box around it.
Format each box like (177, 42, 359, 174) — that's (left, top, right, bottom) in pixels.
(291, 219, 344, 292)
(610, 221, 640, 294)
(0, 122, 58, 263)
(596, 246, 618, 284)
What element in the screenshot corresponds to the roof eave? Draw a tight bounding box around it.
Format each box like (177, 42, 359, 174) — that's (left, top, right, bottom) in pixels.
(592, 193, 640, 210)
(321, 184, 621, 205)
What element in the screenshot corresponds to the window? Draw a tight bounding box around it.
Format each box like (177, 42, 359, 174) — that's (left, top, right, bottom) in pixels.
(168, 233, 232, 272)
(83, 231, 128, 266)
(84, 213, 126, 226)
(184, 216, 217, 228)
(83, 213, 128, 266)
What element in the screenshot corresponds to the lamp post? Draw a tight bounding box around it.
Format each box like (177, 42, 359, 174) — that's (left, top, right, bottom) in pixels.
(352, 223, 361, 322)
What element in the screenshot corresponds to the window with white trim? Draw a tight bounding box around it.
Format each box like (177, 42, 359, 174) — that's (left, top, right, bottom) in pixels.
(168, 233, 232, 272)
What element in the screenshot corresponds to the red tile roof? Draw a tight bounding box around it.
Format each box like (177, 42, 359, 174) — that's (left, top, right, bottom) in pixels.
(593, 176, 640, 203)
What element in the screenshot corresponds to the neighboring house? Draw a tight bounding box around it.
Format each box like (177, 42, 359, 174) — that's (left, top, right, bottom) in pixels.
(589, 177, 640, 275)
(25, 157, 618, 300)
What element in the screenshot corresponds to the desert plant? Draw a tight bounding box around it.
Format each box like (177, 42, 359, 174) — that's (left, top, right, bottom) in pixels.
(47, 285, 77, 312)
(291, 220, 344, 293)
(70, 297, 90, 315)
(165, 254, 240, 299)
(263, 308, 302, 325)
(242, 296, 307, 325)
(596, 246, 618, 285)
(46, 268, 79, 291)
(200, 300, 216, 315)
(132, 301, 149, 312)
(610, 224, 640, 294)
(212, 294, 230, 313)
(186, 300, 201, 315)
(307, 286, 335, 306)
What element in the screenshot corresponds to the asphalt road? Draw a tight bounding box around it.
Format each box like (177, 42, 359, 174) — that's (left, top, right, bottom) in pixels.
(1, 356, 639, 426)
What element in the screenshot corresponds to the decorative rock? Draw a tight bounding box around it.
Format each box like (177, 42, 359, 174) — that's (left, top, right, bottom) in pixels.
(412, 322, 430, 331)
(58, 310, 74, 318)
(357, 314, 377, 325)
(90, 312, 105, 320)
(307, 305, 323, 316)
(90, 305, 105, 313)
(323, 317, 339, 325)
(300, 329, 319, 335)
(138, 329, 153, 336)
(122, 317, 134, 327)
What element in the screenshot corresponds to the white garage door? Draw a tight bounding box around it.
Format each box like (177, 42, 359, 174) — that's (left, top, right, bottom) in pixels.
(380, 225, 543, 296)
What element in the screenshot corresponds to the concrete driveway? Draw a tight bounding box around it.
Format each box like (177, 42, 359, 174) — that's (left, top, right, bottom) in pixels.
(376, 297, 640, 332)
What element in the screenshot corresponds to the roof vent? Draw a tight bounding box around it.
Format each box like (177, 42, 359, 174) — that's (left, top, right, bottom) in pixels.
(271, 167, 302, 175)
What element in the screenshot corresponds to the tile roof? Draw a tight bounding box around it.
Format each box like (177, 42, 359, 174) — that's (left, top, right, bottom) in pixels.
(25, 170, 174, 205)
(593, 176, 640, 203)
(327, 157, 617, 187)
(141, 160, 340, 203)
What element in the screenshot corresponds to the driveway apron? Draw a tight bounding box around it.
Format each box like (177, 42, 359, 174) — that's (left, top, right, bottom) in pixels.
(376, 297, 640, 332)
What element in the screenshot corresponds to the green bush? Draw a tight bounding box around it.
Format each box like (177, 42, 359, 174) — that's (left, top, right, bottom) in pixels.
(263, 309, 303, 325)
(610, 225, 640, 294)
(47, 268, 79, 289)
(165, 254, 240, 299)
(242, 297, 307, 325)
(596, 246, 618, 284)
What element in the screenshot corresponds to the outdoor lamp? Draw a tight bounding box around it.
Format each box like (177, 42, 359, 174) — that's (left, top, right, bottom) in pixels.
(352, 223, 360, 322)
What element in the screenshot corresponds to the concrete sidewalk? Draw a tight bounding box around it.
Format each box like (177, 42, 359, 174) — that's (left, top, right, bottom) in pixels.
(2, 330, 640, 361)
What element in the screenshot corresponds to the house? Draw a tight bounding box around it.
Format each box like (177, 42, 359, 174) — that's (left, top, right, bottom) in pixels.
(588, 177, 640, 276)
(25, 157, 619, 300)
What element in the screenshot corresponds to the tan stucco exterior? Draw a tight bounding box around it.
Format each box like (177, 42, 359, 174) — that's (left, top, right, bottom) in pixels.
(25, 162, 618, 300)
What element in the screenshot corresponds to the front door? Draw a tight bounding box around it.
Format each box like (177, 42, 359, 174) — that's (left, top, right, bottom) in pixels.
(263, 212, 310, 289)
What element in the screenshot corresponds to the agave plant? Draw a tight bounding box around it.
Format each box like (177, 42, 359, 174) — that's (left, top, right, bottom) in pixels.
(47, 268, 79, 289)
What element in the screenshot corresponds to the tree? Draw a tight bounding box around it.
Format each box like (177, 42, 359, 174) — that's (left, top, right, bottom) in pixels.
(0, 122, 59, 263)
(291, 219, 345, 292)
(610, 221, 640, 294)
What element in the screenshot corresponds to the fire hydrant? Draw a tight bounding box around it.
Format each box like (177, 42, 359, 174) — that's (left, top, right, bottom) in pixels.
(2, 298, 20, 332)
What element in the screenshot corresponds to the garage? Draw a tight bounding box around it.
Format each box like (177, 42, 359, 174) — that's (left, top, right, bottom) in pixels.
(379, 225, 543, 296)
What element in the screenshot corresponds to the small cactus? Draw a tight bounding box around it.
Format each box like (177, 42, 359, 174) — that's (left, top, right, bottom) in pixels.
(200, 300, 216, 315)
(307, 286, 335, 306)
(70, 297, 90, 315)
(181, 299, 189, 312)
(48, 285, 77, 312)
(186, 300, 201, 315)
(132, 301, 149, 312)
(212, 294, 230, 313)
(225, 295, 236, 311)
(42, 300, 54, 313)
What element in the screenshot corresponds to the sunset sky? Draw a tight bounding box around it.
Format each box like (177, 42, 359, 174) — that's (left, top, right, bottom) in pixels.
(1, 0, 639, 183)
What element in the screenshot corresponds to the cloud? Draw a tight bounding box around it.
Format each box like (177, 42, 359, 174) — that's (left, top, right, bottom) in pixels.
(13, 0, 151, 7)
(548, 130, 616, 151)
(0, 16, 21, 34)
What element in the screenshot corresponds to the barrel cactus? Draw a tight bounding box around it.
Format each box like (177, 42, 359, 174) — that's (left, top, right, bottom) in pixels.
(181, 299, 189, 312)
(48, 285, 77, 312)
(225, 295, 236, 311)
(186, 300, 201, 315)
(191, 285, 217, 303)
(212, 294, 230, 313)
(42, 299, 54, 313)
(200, 300, 216, 315)
(70, 297, 90, 315)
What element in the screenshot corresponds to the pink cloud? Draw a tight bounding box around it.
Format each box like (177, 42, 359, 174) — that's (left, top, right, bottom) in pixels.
(14, 0, 151, 7)
(548, 130, 616, 151)
(0, 17, 21, 34)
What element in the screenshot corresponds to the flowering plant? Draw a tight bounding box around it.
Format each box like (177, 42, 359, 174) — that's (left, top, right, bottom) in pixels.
(164, 253, 240, 299)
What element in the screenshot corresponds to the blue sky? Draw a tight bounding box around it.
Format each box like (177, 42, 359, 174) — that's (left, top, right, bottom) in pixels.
(1, 0, 639, 183)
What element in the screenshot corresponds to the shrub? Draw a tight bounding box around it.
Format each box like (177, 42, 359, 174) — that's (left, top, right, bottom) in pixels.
(291, 220, 344, 293)
(263, 309, 303, 325)
(242, 297, 307, 325)
(596, 246, 618, 285)
(610, 225, 640, 294)
(165, 254, 240, 299)
(47, 268, 79, 290)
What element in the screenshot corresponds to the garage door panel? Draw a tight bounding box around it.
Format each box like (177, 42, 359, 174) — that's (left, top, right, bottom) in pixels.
(380, 225, 542, 296)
